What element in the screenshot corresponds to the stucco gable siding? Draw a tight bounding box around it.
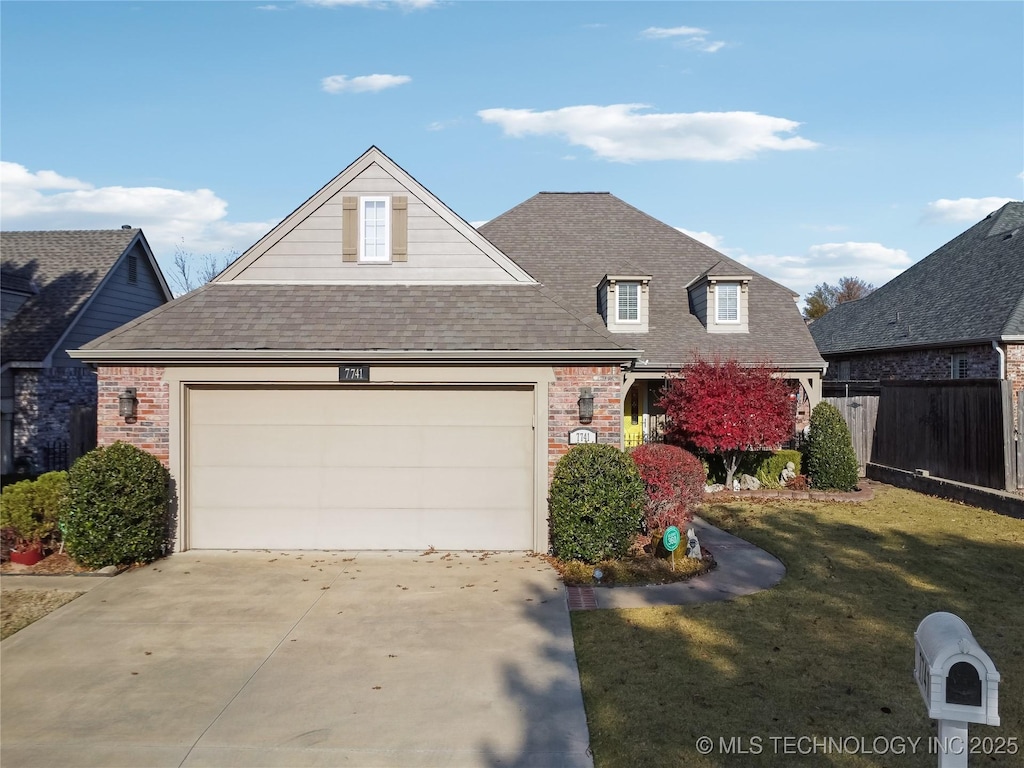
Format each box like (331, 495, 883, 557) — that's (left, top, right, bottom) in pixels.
(234, 159, 519, 284)
(55, 242, 168, 367)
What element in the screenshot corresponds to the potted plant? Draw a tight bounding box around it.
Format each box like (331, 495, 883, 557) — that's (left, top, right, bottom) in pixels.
(0, 472, 66, 566)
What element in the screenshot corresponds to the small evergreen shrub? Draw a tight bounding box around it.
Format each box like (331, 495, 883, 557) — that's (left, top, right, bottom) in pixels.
(62, 442, 171, 568)
(804, 402, 859, 491)
(754, 450, 803, 489)
(631, 443, 706, 532)
(549, 444, 646, 564)
(0, 471, 67, 549)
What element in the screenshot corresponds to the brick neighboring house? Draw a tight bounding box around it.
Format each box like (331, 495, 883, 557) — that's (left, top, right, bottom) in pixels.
(1, 229, 172, 475)
(72, 147, 823, 553)
(809, 202, 1024, 417)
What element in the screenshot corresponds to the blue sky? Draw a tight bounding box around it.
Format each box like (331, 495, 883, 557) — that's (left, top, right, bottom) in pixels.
(2, 0, 1021, 301)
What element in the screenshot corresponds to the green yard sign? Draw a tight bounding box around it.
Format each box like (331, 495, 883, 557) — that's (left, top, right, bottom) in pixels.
(663, 526, 681, 552)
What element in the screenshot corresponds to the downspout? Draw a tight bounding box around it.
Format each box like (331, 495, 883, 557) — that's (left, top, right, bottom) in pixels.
(992, 340, 1006, 379)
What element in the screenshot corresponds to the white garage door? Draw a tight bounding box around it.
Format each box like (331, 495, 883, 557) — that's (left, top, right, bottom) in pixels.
(188, 386, 534, 550)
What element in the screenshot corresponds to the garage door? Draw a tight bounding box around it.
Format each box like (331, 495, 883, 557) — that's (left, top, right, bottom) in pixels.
(188, 386, 534, 550)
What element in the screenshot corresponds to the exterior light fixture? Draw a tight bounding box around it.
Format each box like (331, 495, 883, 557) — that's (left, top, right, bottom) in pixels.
(578, 387, 594, 424)
(118, 387, 138, 420)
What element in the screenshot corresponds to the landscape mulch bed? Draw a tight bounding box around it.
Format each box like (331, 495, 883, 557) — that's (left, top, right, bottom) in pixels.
(0, 552, 91, 575)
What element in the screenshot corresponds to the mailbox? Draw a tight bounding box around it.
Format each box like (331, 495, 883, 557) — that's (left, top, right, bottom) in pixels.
(914, 612, 1000, 726)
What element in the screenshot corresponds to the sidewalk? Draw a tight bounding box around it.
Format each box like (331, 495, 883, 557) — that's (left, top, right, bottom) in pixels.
(566, 517, 785, 610)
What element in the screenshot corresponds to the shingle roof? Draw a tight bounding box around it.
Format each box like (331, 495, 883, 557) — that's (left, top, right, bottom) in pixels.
(80, 283, 635, 354)
(480, 193, 825, 370)
(810, 202, 1024, 355)
(1, 229, 140, 364)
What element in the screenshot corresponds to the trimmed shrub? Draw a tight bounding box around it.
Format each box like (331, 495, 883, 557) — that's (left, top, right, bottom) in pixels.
(62, 442, 171, 568)
(549, 444, 646, 564)
(804, 402, 859, 491)
(754, 450, 803, 489)
(631, 443, 706, 532)
(0, 471, 67, 549)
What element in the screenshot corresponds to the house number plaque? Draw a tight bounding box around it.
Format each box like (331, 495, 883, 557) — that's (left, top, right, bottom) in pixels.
(568, 428, 597, 445)
(339, 365, 370, 382)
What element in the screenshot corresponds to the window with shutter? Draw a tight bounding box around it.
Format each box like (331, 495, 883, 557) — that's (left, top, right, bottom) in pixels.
(342, 195, 408, 264)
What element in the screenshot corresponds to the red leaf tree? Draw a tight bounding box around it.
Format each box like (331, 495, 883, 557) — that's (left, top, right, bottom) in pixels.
(658, 357, 795, 489)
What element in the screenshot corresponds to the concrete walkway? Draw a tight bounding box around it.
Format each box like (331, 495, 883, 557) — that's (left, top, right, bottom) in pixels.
(570, 517, 786, 610)
(1, 551, 592, 768)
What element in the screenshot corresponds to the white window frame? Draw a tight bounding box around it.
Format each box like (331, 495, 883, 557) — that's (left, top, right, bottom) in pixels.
(715, 282, 740, 323)
(951, 353, 969, 379)
(616, 282, 640, 323)
(359, 196, 391, 263)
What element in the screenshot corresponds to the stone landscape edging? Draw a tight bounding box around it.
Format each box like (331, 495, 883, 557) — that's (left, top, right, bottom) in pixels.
(704, 485, 874, 503)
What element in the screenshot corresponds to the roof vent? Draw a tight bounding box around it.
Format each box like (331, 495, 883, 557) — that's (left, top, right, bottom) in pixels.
(1003, 229, 1017, 240)
(121, 224, 132, 230)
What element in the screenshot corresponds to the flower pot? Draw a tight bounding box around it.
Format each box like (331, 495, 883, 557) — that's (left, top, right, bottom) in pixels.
(10, 548, 43, 566)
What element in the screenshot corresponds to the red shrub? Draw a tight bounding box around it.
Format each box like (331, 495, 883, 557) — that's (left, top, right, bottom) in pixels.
(630, 444, 707, 533)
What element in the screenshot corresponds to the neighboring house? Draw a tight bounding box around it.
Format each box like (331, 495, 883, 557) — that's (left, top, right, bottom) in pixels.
(1, 228, 172, 475)
(72, 147, 824, 553)
(809, 202, 1024, 411)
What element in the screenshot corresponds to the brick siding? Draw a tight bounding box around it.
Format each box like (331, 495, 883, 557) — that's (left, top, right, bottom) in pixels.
(97, 366, 170, 467)
(824, 344, 1001, 382)
(548, 366, 622, 482)
(12, 367, 96, 473)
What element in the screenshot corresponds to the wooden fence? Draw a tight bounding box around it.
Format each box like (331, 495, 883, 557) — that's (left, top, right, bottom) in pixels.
(823, 395, 878, 476)
(833, 380, 1016, 491)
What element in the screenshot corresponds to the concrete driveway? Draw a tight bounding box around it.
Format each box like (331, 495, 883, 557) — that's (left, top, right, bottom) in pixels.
(1, 551, 593, 768)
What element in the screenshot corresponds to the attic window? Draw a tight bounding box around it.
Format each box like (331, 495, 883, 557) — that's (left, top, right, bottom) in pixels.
(716, 283, 739, 323)
(360, 197, 391, 263)
(617, 282, 640, 322)
(128, 254, 138, 284)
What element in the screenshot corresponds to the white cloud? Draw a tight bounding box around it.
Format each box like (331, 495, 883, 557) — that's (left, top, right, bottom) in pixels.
(677, 227, 724, 250)
(0, 161, 276, 270)
(642, 25, 725, 53)
(921, 197, 1015, 223)
(256, 5, 282, 10)
(304, 0, 438, 8)
(739, 241, 911, 300)
(321, 73, 411, 94)
(470, 220, 489, 228)
(642, 26, 708, 38)
(426, 117, 462, 131)
(478, 103, 819, 162)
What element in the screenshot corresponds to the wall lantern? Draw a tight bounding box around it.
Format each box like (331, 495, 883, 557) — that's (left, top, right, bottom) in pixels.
(118, 387, 138, 420)
(578, 387, 594, 424)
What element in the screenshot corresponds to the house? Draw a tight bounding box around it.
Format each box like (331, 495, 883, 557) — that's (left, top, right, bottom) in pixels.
(1, 229, 172, 476)
(809, 202, 1024, 412)
(480, 192, 827, 447)
(71, 147, 824, 553)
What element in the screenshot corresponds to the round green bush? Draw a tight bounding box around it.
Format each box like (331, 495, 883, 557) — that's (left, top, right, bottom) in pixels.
(804, 402, 859, 491)
(549, 443, 646, 564)
(0, 471, 67, 549)
(62, 442, 171, 568)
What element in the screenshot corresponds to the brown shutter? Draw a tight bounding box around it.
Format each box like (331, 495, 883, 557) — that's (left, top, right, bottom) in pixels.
(342, 196, 358, 262)
(391, 196, 408, 262)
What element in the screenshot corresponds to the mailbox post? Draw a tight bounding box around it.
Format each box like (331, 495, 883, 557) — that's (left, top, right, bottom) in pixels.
(914, 612, 1000, 768)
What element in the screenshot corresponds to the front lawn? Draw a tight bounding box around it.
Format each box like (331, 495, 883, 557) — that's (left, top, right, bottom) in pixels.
(571, 483, 1023, 767)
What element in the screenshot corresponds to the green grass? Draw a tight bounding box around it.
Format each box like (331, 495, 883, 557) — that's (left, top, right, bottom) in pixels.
(571, 483, 1024, 767)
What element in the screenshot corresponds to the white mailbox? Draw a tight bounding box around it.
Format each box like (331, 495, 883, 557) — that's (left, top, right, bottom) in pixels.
(914, 612, 1000, 726)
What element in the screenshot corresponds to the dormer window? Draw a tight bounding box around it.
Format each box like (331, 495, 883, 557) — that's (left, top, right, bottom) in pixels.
(686, 272, 751, 334)
(716, 282, 739, 323)
(617, 282, 640, 323)
(599, 273, 651, 333)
